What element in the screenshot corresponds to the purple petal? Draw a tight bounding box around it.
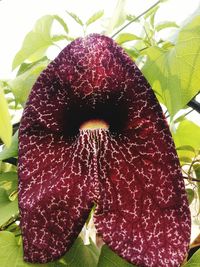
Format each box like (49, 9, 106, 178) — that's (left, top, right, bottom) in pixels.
(18, 34, 190, 266)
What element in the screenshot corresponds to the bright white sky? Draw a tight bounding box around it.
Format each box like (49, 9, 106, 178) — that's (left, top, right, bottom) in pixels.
(0, 0, 200, 79)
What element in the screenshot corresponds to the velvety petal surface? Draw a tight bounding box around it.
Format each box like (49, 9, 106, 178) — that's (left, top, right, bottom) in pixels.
(18, 34, 191, 266)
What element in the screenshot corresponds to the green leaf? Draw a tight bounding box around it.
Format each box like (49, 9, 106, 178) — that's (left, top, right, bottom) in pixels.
(0, 234, 98, 267)
(126, 14, 136, 21)
(194, 164, 200, 179)
(0, 232, 48, 267)
(179, 156, 192, 163)
(0, 86, 12, 147)
(176, 145, 196, 153)
(186, 189, 195, 205)
(0, 172, 18, 197)
(106, 0, 127, 35)
(155, 21, 179, 32)
(12, 15, 54, 69)
(144, 5, 160, 19)
(0, 131, 18, 161)
(173, 120, 200, 159)
(53, 15, 69, 33)
(66, 11, 84, 26)
(17, 56, 49, 76)
(97, 245, 136, 267)
(142, 14, 200, 116)
(183, 249, 200, 266)
(86, 10, 104, 26)
(9, 59, 48, 104)
(0, 188, 18, 227)
(115, 33, 141, 45)
(124, 47, 140, 61)
(144, 5, 160, 27)
(52, 34, 74, 42)
(58, 237, 99, 267)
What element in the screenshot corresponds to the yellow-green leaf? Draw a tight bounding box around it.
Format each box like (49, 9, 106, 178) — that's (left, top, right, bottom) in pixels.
(173, 120, 200, 159)
(0, 232, 48, 267)
(106, 0, 127, 35)
(183, 249, 200, 266)
(115, 33, 141, 45)
(155, 21, 179, 32)
(142, 13, 200, 116)
(0, 86, 12, 148)
(97, 245, 136, 267)
(9, 60, 48, 105)
(12, 15, 54, 70)
(86, 10, 104, 26)
(0, 131, 18, 161)
(66, 11, 84, 26)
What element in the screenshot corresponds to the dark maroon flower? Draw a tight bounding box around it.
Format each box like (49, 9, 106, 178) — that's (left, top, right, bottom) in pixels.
(18, 34, 191, 267)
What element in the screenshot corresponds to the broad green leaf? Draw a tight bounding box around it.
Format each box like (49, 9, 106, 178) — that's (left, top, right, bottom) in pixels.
(0, 131, 18, 161)
(155, 21, 179, 32)
(66, 11, 84, 26)
(9, 60, 48, 104)
(97, 245, 136, 267)
(115, 33, 141, 44)
(176, 145, 196, 153)
(0, 233, 98, 267)
(186, 189, 195, 205)
(173, 120, 200, 159)
(53, 15, 69, 33)
(17, 56, 49, 76)
(58, 237, 99, 267)
(179, 156, 192, 163)
(183, 249, 200, 266)
(142, 14, 200, 116)
(106, 0, 127, 35)
(0, 172, 18, 196)
(0, 188, 18, 226)
(0, 86, 12, 147)
(0, 232, 48, 267)
(12, 15, 54, 69)
(86, 10, 104, 26)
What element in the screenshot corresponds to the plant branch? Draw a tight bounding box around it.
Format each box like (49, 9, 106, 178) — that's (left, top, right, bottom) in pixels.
(188, 98, 200, 114)
(111, 0, 161, 38)
(183, 176, 200, 183)
(0, 214, 20, 231)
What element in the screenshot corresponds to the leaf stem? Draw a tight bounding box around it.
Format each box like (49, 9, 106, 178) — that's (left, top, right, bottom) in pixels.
(111, 0, 161, 38)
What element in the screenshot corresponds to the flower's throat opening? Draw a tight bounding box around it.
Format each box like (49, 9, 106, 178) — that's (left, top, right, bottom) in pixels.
(80, 119, 109, 130)
(63, 97, 128, 137)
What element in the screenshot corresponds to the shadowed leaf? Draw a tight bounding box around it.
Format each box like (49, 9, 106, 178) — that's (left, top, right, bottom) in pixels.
(183, 249, 200, 266)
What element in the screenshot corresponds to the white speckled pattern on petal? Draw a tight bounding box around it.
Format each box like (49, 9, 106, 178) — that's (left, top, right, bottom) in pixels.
(18, 34, 191, 266)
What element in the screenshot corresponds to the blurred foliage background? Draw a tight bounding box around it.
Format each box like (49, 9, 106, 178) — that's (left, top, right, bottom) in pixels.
(0, 0, 200, 266)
